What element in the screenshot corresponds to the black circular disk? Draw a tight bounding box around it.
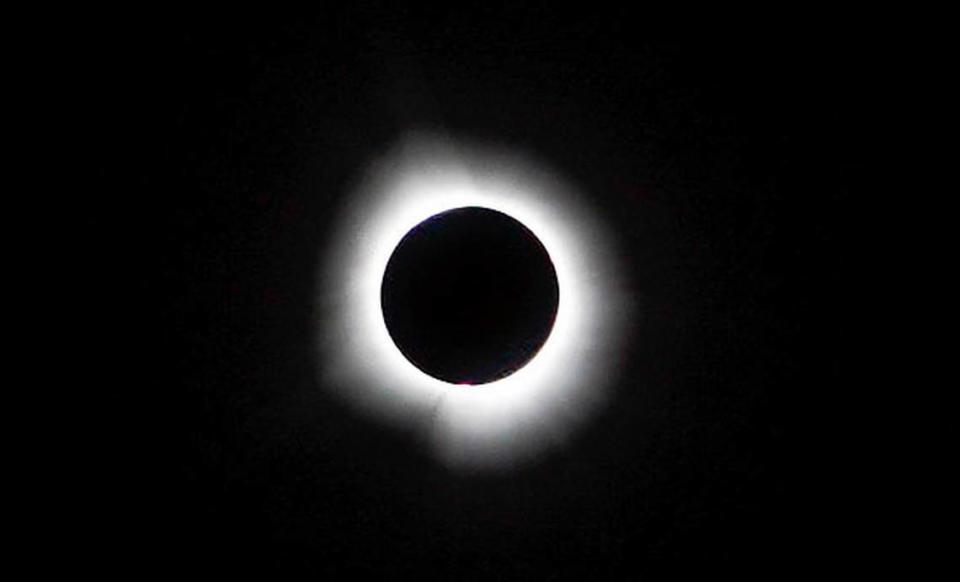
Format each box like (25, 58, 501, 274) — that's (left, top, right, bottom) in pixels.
(381, 207, 559, 385)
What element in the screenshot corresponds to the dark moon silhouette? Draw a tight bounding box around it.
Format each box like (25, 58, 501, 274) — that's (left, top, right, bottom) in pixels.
(381, 207, 559, 384)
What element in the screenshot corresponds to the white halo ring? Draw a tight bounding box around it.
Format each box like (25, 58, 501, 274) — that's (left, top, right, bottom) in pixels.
(317, 131, 633, 470)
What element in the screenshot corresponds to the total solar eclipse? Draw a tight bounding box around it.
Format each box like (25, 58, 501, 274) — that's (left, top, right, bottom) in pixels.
(381, 207, 559, 385)
(319, 133, 631, 469)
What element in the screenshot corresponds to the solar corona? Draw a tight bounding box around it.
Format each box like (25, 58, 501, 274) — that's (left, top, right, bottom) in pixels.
(317, 132, 632, 470)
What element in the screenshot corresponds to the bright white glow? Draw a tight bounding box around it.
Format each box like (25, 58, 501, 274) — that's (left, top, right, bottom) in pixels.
(317, 131, 633, 471)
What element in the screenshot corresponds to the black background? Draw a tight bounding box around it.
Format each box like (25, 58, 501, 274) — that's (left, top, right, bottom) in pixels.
(95, 7, 854, 578)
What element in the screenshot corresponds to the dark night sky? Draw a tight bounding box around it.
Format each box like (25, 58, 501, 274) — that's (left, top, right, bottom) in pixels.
(95, 8, 854, 577)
